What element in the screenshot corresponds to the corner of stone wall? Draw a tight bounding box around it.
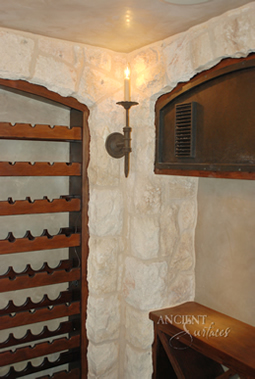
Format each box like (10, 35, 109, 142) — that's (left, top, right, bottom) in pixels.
(0, 3, 254, 377)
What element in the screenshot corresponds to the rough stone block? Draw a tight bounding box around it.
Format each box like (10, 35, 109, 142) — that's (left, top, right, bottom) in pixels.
(211, 9, 255, 59)
(160, 203, 179, 257)
(131, 126, 155, 174)
(90, 95, 123, 135)
(130, 95, 154, 129)
(125, 305, 154, 349)
(133, 176, 161, 214)
(124, 344, 152, 379)
(100, 366, 119, 379)
(88, 96, 125, 185)
(88, 236, 119, 294)
(78, 67, 121, 105)
(84, 46, 112, 72)
(123, 257, 168, 311)
(88, 341, 118, 377)
(134, 63, 166, 97)
(0, 31, 34, 79)
(163, 34, 195, 87)
(88, 365, 119, 379)
(89, 188, 123, 236)
(130, 215, 159, 260)
(178, 199, 197, 231)
(87, 294, 120, 343)
(38, 38, 81, 66)
(88, 132, 121, 186)
(191, 32, 214, 71)
(131, 47, 160, 73)
(161, 176, 198, 200)
(33, 55, 76, 96)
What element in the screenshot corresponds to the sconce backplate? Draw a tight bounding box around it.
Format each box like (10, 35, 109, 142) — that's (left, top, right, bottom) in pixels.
(105, 132, 125, 158)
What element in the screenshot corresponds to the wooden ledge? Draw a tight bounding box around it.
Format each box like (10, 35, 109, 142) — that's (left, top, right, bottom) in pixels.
(149, 302, 255, 378)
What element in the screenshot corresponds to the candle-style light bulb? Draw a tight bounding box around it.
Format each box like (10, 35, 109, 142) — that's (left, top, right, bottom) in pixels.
(124, 66, 130, 79)
(124, 66, 130, 101)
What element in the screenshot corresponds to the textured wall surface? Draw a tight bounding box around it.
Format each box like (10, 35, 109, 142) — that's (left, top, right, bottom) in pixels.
(0, 2, 254, 377)
(195, 178, 255, 326)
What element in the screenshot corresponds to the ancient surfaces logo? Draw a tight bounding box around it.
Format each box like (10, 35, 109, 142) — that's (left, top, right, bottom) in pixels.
(157, 314, 231, 349)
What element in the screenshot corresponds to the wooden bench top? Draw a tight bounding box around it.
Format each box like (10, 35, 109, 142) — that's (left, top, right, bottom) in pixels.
(149, 302, 255, 378)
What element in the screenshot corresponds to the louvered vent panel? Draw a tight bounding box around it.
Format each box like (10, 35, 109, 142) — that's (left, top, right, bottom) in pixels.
(174, 102, 196, 158)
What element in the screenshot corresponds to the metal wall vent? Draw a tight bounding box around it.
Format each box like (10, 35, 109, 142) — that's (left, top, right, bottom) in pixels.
(174, 102, 196, 158)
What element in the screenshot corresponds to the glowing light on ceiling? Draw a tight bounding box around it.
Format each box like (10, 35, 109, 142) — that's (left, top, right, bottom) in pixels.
(125, 9, 131, 27)
(163, 0, 212, 4)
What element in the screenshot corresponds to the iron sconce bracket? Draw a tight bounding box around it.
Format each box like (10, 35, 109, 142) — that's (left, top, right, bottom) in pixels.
(105, 101, 138, 177)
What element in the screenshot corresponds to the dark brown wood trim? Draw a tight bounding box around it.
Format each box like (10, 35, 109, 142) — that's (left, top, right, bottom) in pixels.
(80, 107, 90, 378)
(155, 168, 255, 180)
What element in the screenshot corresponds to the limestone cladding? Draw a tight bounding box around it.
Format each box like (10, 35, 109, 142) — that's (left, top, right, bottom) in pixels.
(0, 2, 254, 377)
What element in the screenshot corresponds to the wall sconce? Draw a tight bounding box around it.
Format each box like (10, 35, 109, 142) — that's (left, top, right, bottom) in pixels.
(105, 66, 138, 177)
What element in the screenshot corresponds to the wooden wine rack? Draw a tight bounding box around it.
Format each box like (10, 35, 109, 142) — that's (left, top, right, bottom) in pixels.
(0, 79, 89, 378)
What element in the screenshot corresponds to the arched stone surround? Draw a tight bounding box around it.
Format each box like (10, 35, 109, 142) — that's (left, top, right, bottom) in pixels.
(0, 2, 254, 378)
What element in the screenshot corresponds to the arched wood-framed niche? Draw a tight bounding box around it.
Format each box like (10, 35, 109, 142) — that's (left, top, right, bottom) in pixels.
(155, 53, 255, 180)
(0, 78, 89, 379)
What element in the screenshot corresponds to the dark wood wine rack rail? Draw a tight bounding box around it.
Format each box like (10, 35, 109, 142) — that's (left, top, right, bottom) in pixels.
(0, 196, 81, 216)
(0, 122, 82, 141)
(0, 230, 81, 255)
(0, 79, 89, 378)
(0, 161, 81, 176)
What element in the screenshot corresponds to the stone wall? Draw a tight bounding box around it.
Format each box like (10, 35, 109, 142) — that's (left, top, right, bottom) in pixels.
(0, 2, 254, 378)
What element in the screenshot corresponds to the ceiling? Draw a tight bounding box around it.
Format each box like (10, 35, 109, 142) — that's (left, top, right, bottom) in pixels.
(0, 0, 252, 52)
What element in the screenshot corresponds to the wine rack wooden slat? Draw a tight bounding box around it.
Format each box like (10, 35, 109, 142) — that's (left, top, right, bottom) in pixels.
(0, 335, 80, 367)
(0, 260, 74, 281)
(0, 162, 81, 176)
(0, 289, 79, 315)
(0, 233, 80, 255)
(0, 320, 78, 349)
(0, 122, 82, 141)
(38, 368, 80, 379)
(0, 349, 80, 379)
(0, 302, 80, 331)
(0, 268, 80, 293)
(0, 197, 81, 216)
